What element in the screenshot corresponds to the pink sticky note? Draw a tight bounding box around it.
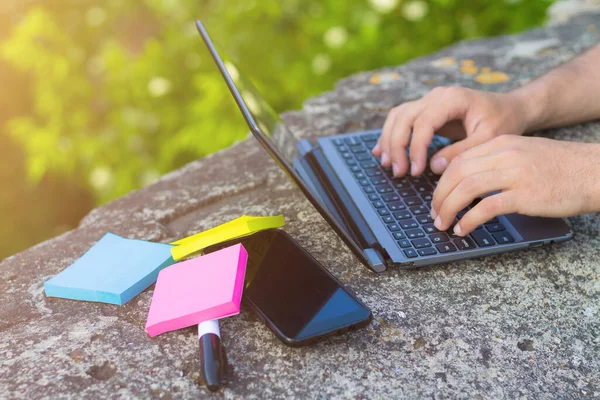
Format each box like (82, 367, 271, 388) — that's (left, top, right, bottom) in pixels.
(145, 244, 248, 337)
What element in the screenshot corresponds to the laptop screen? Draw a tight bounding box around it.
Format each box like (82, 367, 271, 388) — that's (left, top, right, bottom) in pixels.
(198, 34, 301, 169)
(196, 20, 376, 270)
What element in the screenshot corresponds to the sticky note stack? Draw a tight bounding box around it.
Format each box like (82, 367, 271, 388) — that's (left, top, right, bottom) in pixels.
(145, 244, 248, 337)
(170, 214, 284, 260)
(44, 233, 175, 305)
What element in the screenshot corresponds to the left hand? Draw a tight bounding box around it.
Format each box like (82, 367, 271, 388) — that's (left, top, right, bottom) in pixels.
(431, 135, 600, 236)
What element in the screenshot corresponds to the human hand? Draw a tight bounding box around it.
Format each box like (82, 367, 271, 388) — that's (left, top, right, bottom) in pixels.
(431, 135, 600, 236)
(371, 87, 530, 177)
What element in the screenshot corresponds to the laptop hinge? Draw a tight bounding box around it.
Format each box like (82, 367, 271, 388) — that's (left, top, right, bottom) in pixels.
(297, 139, 387, 265)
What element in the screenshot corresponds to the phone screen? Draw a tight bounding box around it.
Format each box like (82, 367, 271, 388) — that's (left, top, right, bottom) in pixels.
(237, 230, 370, 341)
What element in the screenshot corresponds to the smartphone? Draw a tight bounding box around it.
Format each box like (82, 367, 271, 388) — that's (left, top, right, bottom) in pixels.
(205, 229, 372, 347)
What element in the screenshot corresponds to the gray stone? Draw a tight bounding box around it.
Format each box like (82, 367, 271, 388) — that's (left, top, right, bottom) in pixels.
(2, 12, 600, 400)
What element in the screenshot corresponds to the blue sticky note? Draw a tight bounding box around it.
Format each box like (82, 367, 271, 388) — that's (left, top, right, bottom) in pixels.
(44, 233, 175, 305)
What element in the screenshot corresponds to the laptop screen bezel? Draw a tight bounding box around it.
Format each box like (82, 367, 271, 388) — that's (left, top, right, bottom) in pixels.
(195, 20, 372, 269)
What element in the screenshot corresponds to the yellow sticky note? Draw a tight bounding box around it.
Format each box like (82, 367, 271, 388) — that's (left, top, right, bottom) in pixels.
(170, 215, 285, 260)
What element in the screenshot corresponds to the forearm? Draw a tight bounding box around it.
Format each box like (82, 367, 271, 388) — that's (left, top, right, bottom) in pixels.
(585, 143, 600, 213)
(509, 44, 600, 132)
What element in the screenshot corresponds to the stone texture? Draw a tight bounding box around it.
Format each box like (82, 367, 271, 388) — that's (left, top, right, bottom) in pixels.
(2, 12, 600, 400)
(549, 0, 600, 24)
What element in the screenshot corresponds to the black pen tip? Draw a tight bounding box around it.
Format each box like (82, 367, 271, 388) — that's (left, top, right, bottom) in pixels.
(206, 383, 221, 392)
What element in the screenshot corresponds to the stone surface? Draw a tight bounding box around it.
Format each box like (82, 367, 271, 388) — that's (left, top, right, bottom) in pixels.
(549, 0, 600, 24)
(2, 12, 600, 400)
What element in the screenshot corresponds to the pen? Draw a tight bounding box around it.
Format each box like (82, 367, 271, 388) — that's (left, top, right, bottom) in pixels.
(198, 320, 228, 391)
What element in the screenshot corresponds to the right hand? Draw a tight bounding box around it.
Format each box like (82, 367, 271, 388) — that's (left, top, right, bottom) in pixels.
(371, 87, 530, 177)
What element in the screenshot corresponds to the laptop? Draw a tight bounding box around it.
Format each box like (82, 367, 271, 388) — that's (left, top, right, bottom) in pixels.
(196, 21, 574, 273)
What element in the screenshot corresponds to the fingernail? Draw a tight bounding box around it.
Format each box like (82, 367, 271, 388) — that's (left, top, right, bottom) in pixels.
(372, 143, 380, 154)
(431, 208, 437, 219)
(392, 163, 400, 176)
(431, 157, 448, 174)
(381, 152, 389, 166)
(410, 161, 418, 176)
(454, 223, 462, 236)
(434, 216, 442, 230)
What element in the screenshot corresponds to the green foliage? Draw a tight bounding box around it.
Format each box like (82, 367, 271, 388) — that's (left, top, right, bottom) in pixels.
(0, 0, 556, 257)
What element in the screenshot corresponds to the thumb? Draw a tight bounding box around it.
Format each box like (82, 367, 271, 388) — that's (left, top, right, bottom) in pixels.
(429, 133, 489, 174)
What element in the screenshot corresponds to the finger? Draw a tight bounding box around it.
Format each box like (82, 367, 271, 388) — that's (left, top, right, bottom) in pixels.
(409, 90, 469, 176)
(435, 170, 516, 232)
(377, 104, 413, 165)
(373, 107, 399, 158)
(431, 152, 503, 223)
(429, 133, 490, 174)
(454, 192, 517, 236)
(388, 107, 423, 176)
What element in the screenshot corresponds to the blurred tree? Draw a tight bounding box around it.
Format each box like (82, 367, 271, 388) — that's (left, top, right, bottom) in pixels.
(0, 0, 557, 258)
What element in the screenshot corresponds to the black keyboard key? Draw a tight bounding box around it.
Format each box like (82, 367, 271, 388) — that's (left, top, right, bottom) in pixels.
(387, 223, 402, 232)
(377, 209, 390, 216)
(393, 231, 406, 240)
(350, 145, 365, 153)
(486, 217, 499, 224)
(382, 215, 394, 224)
(412, 238, 432, 249)
(370, 177, 388, 186)
(436, 242, 457, 253)
(408, 176, 426, 184)
(346, 159, 357, 166)
(365, 168, 382, 177)
(393, 211, 411, 220)
(398, 239, 411, 248)
(415, 184, 433, 193)
(406, 228, 425, 239)
(355, 172, 366, 179)
(417, 215, 433, 224)
(360, 161, 377, 169)
(363, 186, 374, 194)
(382, 193, 400, 203)
(472, 230, 495, 247)
(400, 219, 418, 229)
(453, 237, 476, 250)
(388, 202, 406, 211)
(333, 138, 343, 146)
(361, 133, 380, 142)
(411, 205, 429, 216)
(421, 193, 433, 202)
(359, 179, 370, 186)
(376, 185, 393, 194)
(356, 154, 372, 161)
(493, 231, 515, 244)
(403, 248, 418, 258)
(418, 248, 437, 257)
(336, 145, 348, 153)
(365, 141, 378, 151)
(341, 152, 352, 159)
(344, 137, 360, 146)
(404, 197, 422, 206)
(393, 181, 409, 189)
(373, 200, 385, 209)
(486, 223, 505, 232)
(474, 225, 483, 230)
(368, 193, 379, 201)
(350, 165, 361, 173)
(422, 224, 438, 234)
(429, 232, 449, 243)
(399, 189, 416, 198)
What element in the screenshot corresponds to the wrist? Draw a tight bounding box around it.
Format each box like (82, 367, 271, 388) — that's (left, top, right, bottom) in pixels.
(507, 85, 550, 134)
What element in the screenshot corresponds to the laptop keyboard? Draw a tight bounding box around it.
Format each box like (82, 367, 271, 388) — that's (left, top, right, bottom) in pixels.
(332, 132, 515, 258)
